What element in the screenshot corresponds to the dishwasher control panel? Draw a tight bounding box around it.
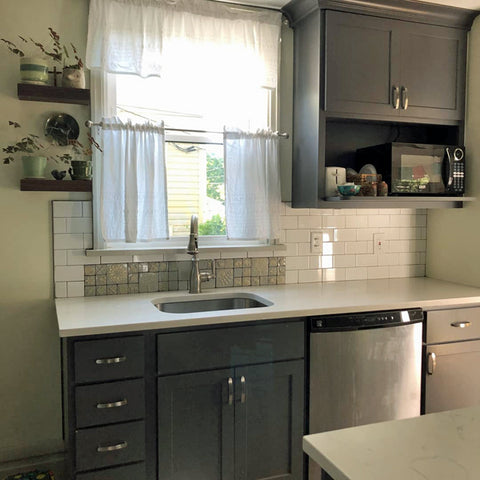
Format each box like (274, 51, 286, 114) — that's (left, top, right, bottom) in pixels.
(310, 308, 424, 331)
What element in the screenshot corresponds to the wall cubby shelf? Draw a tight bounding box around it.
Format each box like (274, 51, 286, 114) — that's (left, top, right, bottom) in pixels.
(20, 178, 92, 192)
(319, 196, 475, 209)
(17, 84, 90, 105)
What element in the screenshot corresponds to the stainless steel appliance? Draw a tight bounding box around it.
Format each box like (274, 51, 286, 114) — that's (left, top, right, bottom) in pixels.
(308, 309, 424, 479)
(356, 142, 465, 195)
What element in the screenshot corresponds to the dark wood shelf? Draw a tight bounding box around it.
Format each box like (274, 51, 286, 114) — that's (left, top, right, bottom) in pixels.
(17, 83, 90, 105)
(20, 178, 92, 192)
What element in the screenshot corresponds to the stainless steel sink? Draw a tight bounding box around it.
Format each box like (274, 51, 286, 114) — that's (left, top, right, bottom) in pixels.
(154, 293, 272, 314)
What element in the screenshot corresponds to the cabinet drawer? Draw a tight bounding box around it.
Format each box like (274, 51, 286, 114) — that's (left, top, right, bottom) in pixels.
(75, 379, 145, 428)
(427, 308, 480, 344)
(75, 462, 145, 480)
(157, 321, 304, 375)
(75, 421, 145, 471)
(74, 336, 144, 384)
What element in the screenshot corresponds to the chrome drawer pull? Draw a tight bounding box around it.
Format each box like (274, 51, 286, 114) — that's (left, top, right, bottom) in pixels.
(451, 321, 471, 328)
(391, 85, 400, 109)
(95, 356, 127, 365)
(228, 377, 233, 406)
(427, 352, 436, 375)
(96, 441, 128, 453)
(96, 399, 128, 409)
(240, 376, 246, 404)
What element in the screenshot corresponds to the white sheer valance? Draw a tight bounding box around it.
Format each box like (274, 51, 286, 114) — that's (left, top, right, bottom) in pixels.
(224, 129, 281, 241)
(99, 117, 169, 244)
(86, 0, 282, 89)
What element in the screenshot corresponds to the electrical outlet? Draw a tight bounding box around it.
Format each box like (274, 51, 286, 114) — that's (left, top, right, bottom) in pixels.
(311, 231, 323, 254)
(373, 233, 386, 254)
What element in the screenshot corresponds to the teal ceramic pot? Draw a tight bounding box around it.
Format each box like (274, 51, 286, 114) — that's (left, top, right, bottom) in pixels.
(20, 57, 49, 85)
(22, 155, 47, 178)
(69, 160, 92, 180)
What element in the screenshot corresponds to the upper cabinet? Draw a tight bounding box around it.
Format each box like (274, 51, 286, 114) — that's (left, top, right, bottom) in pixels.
(282, 0, 477, 207)
(325, 10, 466, 122)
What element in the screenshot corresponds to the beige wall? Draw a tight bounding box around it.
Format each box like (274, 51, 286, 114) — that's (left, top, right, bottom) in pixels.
(426, 16, 480, 286)
(0, 0, 90, 462)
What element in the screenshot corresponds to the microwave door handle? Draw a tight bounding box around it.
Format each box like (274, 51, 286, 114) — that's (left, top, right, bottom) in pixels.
(445, 148, 454, 187)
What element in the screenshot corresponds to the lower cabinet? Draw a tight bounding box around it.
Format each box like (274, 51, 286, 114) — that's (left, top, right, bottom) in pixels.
(424, 307, 480, 413)
(157, 360, 304, 480)
(63, 320, 305, 480)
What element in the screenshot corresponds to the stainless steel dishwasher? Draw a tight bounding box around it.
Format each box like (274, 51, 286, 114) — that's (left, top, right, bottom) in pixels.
(308, 309, 424, 479)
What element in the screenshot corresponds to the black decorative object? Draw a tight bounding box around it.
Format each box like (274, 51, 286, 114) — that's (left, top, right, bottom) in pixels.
(51, 169, 67, 180)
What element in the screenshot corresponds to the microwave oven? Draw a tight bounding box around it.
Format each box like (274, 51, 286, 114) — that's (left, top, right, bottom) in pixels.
(356, 142, 465, 196)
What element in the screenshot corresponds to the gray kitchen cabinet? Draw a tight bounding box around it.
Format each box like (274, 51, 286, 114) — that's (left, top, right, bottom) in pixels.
(157, 361, 304, 480)
(325, 10, 467, 121)
(424, 307, 480, 414)
(156, 321, 305, 480)
(62, 320, 305, 480)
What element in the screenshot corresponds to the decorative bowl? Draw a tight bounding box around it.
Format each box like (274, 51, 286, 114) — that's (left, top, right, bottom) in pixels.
(337, 184, 361, 196)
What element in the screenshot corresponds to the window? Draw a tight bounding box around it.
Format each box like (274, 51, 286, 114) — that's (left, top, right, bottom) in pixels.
(113, 73, 275, 241)
(87, 0, 282, 250)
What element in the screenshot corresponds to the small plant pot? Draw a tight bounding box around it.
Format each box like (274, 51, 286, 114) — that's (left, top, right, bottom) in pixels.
(22, 155, 47, 178)
(69, 160, 92, 180)
(20, 57, 49, 85)
(62, 67, 86, 89)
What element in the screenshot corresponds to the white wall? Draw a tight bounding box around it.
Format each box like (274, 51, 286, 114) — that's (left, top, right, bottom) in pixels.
(0, 0, 90, 464)
(427, 16, 480, 286)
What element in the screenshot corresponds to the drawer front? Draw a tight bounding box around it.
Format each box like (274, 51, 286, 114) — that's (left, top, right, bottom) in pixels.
(427, 308, 480, 344)
(74, 336, 144, 384)
(75, 462, 145, 480)
(75, 421, 145, 471)
(157, 321, 304, 375)
(75, 379, 145, 428)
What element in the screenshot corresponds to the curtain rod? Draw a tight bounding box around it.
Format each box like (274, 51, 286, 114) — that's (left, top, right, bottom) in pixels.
(85, 120, 289, 138)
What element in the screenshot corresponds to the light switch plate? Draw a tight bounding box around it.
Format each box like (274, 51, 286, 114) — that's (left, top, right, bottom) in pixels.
(373, 233, 386, 254)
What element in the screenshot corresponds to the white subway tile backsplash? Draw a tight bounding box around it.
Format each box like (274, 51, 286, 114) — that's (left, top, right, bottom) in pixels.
(54, 234, 85, 250)
(66, 218, 93, 234)
(53, 201, 83, 218)
(52, 201, 427, 298)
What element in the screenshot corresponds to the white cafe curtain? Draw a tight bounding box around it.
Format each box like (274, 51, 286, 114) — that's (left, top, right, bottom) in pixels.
(99, 117, 169, 243)
(224, 129, 281, 241)
(86, 0, 282, 90)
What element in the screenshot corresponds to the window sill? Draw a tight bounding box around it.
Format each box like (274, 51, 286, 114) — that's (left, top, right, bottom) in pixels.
(85, 243, 286, 257)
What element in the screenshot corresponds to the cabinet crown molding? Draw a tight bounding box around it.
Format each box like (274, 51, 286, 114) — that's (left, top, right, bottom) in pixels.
(283, 0, 478, 28)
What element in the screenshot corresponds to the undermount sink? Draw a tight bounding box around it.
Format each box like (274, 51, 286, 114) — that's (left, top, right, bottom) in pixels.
(154, 293, 272, 314)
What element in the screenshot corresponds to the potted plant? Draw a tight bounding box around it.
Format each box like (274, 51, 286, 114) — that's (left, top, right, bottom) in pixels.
(1, 28, 85, 88)
(57, 135, 102, 180)
(2, 121, 53, 178)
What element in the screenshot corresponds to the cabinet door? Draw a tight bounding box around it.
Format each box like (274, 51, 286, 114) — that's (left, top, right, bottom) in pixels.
(157, 369, 235, 480)
(399, 22, 466, 121)
(235, 360, 304, 480)
(425, 340, 480, 414)
(325, 11, 400, 116)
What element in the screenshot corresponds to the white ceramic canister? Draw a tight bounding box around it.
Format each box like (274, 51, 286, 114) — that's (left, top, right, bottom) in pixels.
(325, 167, 346, 197)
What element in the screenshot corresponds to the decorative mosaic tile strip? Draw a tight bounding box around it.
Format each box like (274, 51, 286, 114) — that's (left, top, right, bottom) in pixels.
(84, 257, 286, 296)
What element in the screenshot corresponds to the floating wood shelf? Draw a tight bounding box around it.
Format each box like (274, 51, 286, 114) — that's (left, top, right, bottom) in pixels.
(319, 196, 476, 209)
(20, 178, 92, 192)
(17, 84, 90, 105)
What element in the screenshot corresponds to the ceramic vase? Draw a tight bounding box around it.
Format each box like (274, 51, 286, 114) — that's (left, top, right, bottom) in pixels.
(22, 155, 47, 178)
(69, 160, 92, 180)
(20, 57, 49, 85)
(62, 67, 86, 89)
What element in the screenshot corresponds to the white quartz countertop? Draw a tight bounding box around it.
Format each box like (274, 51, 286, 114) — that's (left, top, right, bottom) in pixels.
(55, 277, 480, 337)
(303, 405, 480, 480)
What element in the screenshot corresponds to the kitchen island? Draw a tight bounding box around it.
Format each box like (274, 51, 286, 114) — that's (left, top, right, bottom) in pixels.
(304, 405, 480, 480)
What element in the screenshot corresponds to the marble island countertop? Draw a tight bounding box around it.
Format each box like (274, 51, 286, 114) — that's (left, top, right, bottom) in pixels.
(55, 277, 480, 337)
(303, 405, 480, 480)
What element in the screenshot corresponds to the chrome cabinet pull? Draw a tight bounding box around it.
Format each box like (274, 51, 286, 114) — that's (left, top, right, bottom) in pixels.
(228, 377, 233, 406)
(401, 86, 408, 110)
(96, 398, 128, 409)
(96, 441, 128, 453)
(451, 321, 471, 328)
(95, 356, 127, 365)
(240, 376, 246, 403)
(392, 85, 400, 109)
(427, 352, 436, 375)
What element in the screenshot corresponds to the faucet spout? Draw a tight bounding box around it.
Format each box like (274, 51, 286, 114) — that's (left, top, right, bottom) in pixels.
(186, 214, 215, 293)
